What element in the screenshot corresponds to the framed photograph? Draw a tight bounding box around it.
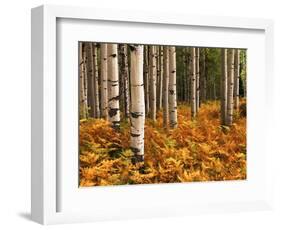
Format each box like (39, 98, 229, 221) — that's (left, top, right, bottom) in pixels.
(31, 5, 274, 225)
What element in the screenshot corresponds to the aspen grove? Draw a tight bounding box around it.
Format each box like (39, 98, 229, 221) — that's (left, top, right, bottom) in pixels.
(79, 42, 247, 186)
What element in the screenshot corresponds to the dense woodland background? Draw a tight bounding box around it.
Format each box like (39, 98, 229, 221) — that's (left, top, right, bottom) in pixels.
(79, 43, 247, 186)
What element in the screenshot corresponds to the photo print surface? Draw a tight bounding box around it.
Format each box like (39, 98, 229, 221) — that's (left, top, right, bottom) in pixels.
(79, 42, 247, 187)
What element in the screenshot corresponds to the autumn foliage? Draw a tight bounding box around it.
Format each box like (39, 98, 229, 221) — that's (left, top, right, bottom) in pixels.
(80, 101, 246, 187)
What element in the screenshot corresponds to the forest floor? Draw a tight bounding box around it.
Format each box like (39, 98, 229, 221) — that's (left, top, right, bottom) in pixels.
(79, 100, 246, 187)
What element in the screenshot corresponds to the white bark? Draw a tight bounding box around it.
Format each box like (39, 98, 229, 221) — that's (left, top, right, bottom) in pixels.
(100, 44, 108, 120)
(107, 44, 120, 128)
(85, 43, 95, 118)
(163, 46, 169, 128)
(226, 49, 235, 126)
(234, 49, 240, 110)
(220, 48, 228, 125)
(92, 43, 100, 118)
(195, 47, 200, 111)
(130, 45, 145, 163)
(168, 46, 178, 128)
(79, 43, 87, 119)
(144, 46, 150, 115)
(157, 46, 163, 110)
(82, 45, 88, 111)
(191, 47, 197, 118)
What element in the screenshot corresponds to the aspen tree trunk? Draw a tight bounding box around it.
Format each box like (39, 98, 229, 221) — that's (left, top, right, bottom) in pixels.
(119, 44, 130, 119)
(200, 49, 207, 102)
(163, 46, 169, 128)
(144, 46, 150, 115)
(186, 48, 190, 104)
(243, 52, 247, 97)
(168, 46, 178, 128)
(130, 45, 145, 163)
(191, 47, 197, 118)
(182, 54, 186, 101)
(234, 49, 240, 110)
(220, 48, 228, 125)
(195, 47, 200, 111)
(107, 44, 121, 129)
(82, 44, 88, 111)
(86, 43, 96, 118)
(92, 43, 100, 118)
(149, 46, 157, 121)
(100, 44, 108, 120)
(156, 46, 163, 110)
(226, 49, 235, 126)
(79, 43, 87, 119)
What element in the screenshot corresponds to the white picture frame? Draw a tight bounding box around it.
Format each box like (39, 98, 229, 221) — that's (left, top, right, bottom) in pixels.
(31, 4, 274, 225)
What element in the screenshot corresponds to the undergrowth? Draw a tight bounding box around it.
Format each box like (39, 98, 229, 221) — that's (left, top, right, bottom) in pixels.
(79, 101, 246, 186)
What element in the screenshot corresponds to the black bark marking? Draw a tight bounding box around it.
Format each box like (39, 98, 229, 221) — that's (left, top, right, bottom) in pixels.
(132, 83, 144, 87)
(108, 108, 119, 117)
(131, 112, 143, 118)
(111, 121, 120, 130)
(169, 90, 175, 95)
(108, 79, 118, 83)
(128, 45, 137, 51)
(130, 133, 141, 138)
(110, 54, 117, 58)
(171, 70, 176, 73)
(131, 147, 140, 154)
(109, 95, 120, 102)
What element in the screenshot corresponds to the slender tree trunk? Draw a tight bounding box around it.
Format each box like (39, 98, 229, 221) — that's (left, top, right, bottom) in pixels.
(200, 48, 207, 103)
(82, 44, 88, 113)
(186, 48, 190, 104)
(86, 43, 95, 118)
(168, 46, 178, 128)
(191, 47, 197, 118)
(157, 46, 163, 110)
(195, 47, 200, 111)
(226, 49, 235, 126)
(220, 48, 228, 125)
(144, 46, 150, 115)
(130, 45, 145, 163)
(92, 43, 100, 118)
(107, 44, 121, 129)
(100, 44, 108, 120)
(163, 46, 169, 128)
(79, 43, 87, 119)
(243, 52, 247, 97)
(119, 44, 130, 119)
(149, 46, 157, 121)
(234, 49, 240, 110)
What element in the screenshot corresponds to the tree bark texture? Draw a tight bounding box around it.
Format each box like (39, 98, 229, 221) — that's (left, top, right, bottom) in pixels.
(163, 46, 169, 128)
(92, 43, 100, 118)
(119, 44, 130, 119)
(234, 49, 240, 110)
(107, 44, 121, 129)
(130, 45, 145, 163)
(168, 46, 178, 128)
(149, 46, 157, 121)
(226, 49, 235, 126)
(79, 43, 88, 119)
(100, 43, 108, 120)
(220, 48, 228, 125)
(195, 47, 200, 112)
(85, 43, 96, 118)
(191, 47, 197, 118)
